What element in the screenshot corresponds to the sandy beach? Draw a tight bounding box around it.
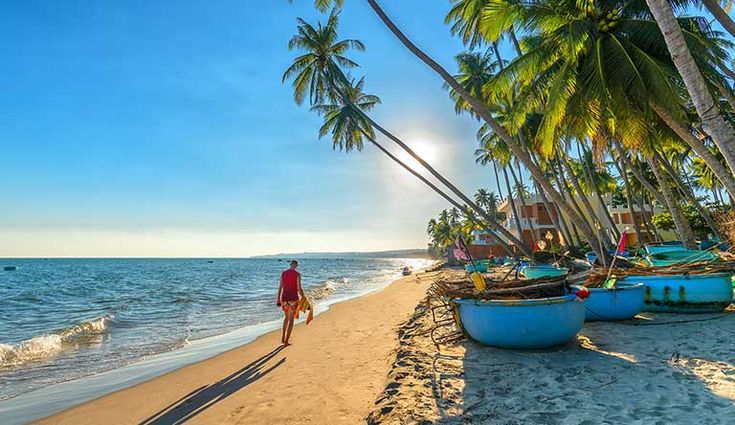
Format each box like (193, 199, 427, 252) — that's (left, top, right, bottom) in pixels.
(368, 270, 735, 424)
(32, 266, 735, 424)
(36, 270, 439, 425)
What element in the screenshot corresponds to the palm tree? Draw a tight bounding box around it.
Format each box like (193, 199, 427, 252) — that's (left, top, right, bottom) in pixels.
(283, 11, 531, 255)
(700, 0, 735, 38)
(362, 0, 613, 262)
(645, 0, 735, 177)
(282, 10, 363, 106)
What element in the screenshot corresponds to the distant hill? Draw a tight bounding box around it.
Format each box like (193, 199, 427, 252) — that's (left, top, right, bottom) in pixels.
(251, 248, 430, 259)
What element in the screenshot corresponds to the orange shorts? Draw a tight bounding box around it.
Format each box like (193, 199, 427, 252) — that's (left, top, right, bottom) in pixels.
(281, 300, 298, 313)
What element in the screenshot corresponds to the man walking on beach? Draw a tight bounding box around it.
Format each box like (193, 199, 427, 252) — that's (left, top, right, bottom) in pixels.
(277, 260, 304, 346)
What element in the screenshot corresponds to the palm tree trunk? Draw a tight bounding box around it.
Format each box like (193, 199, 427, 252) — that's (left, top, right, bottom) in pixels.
(492, 159, 504, 199)
(648, 153, 699, 248)
(615, 142, 668, 206)
(551, 161, 586, 244)
(527, 152, 574, 246)
(360, 114, 532, 256)
(504, 165, 526, 249)
(578, 142, 620, 241)
(658, 152, 724, 240)
(509, 27, 523, 56)
(508, 163, 538, 243)
(638, 193, 661, 242)
(645, 0, 735, 178)
(560, 153, 611, 247)
(535, 182, 570, 248)
(611, 153, 644, 245)
(363, 131, 519, 256)
(364, 0, 613, 264)
(651, 103, 735, 198)
(701, 0, 735, 38)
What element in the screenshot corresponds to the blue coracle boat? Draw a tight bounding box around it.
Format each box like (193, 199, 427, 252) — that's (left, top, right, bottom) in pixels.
(644, 242, 686, 254)
(451, 294, 585, 349)
(645, 249, 719, 267)
(581, 283, 645, 321)
(621, 273, 734, 313)
(521, 265, 569, 279)
(465, 262, 488, 273)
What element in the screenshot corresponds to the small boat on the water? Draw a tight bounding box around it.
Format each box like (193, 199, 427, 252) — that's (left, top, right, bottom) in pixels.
(620, 272, 733, 313)
(580, 282, 645, 321)
(645, 250, 719, 267)
(3, 266, 17, 271)
(451, 293, 586, 349)
(520, 265, 569, 279)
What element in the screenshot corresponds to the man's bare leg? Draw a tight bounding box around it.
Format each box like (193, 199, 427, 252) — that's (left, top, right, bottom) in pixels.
(284, 309, 296, 345)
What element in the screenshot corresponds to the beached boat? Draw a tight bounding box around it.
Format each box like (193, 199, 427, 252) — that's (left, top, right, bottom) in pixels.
(520, 265, 569, 279)
(451, 294, 585, 349)
(465, 262, 488, 273)
(645, 250, 720, 267)
(581, 282, 645, 321)
(620, 273, 734, 313)
(644, 242, 686, 255)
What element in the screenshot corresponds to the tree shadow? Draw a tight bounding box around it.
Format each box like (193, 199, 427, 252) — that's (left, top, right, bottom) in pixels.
(139, 345, 286, 425)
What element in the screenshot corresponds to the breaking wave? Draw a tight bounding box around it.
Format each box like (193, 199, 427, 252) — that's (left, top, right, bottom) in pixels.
(0, 316, 113, 367)
(306, 277, 348, 301)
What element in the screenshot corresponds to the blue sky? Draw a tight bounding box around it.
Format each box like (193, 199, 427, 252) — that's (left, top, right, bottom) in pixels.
(1, 1, 520, 257)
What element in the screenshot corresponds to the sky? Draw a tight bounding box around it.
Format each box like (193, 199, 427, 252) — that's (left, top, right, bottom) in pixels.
(0, 1, 524, 257)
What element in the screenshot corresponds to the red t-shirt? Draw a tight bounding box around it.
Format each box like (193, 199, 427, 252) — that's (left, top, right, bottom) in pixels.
(281, 269, 300, 302)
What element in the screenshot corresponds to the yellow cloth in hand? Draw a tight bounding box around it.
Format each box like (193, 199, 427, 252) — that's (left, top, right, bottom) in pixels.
(295, 297, 314, 324)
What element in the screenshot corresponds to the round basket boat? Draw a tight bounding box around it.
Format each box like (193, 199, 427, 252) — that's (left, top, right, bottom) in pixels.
(620, 273, 734, 313)
(465, 262, 489, 273)
(451, 294, 585, 349)
(520, 265, 569, 279)
(582, 282, 645, 321)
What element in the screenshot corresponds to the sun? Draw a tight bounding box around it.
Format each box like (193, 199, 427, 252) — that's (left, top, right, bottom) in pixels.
(396, 139, 439, 172)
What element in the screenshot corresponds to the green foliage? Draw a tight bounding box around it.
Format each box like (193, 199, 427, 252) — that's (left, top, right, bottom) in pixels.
(652, 203, 716, 239)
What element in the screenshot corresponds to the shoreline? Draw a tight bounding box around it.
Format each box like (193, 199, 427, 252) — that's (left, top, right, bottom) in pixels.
(27, 268, 439, 424)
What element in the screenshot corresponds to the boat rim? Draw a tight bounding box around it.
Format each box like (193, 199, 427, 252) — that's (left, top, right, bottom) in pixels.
(452, 293, 579, 307)
(620, 272, 732, 280)
(587, 282, 644, 292)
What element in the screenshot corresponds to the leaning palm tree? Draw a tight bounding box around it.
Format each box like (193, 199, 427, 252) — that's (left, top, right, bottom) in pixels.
(645, 0, 735, 174)
(283, 11, 531, 255)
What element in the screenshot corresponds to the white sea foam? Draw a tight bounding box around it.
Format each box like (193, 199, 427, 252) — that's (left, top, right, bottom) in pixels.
(0, 316, 112, 367)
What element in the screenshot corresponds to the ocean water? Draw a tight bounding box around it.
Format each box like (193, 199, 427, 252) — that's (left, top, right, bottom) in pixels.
(0, 257, 432, 403)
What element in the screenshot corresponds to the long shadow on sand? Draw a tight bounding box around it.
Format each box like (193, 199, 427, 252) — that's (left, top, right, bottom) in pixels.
(139, 345, 286, 425)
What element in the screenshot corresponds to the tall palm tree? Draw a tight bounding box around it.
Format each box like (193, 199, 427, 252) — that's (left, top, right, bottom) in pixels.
(645, 0, 735, 176)
(362, 0, 613, 262)
(283, 11, 530, 255)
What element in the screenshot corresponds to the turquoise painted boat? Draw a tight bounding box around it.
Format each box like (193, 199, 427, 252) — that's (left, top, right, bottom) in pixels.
(644, 243, 686, 255)
(451, 294, 585, 349)
(521, 265, 569, 279)
(621, 273, 734, 313)
(645, 250, 719, 267)
(582, 283, 645, 321)
(465, 262, 488, 273)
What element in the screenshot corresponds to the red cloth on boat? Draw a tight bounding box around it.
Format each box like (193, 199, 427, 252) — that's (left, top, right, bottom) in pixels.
(281, 269, 300, 302)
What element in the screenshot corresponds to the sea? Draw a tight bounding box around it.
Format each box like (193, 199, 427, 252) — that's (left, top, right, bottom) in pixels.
(0, 256, 433, 422)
